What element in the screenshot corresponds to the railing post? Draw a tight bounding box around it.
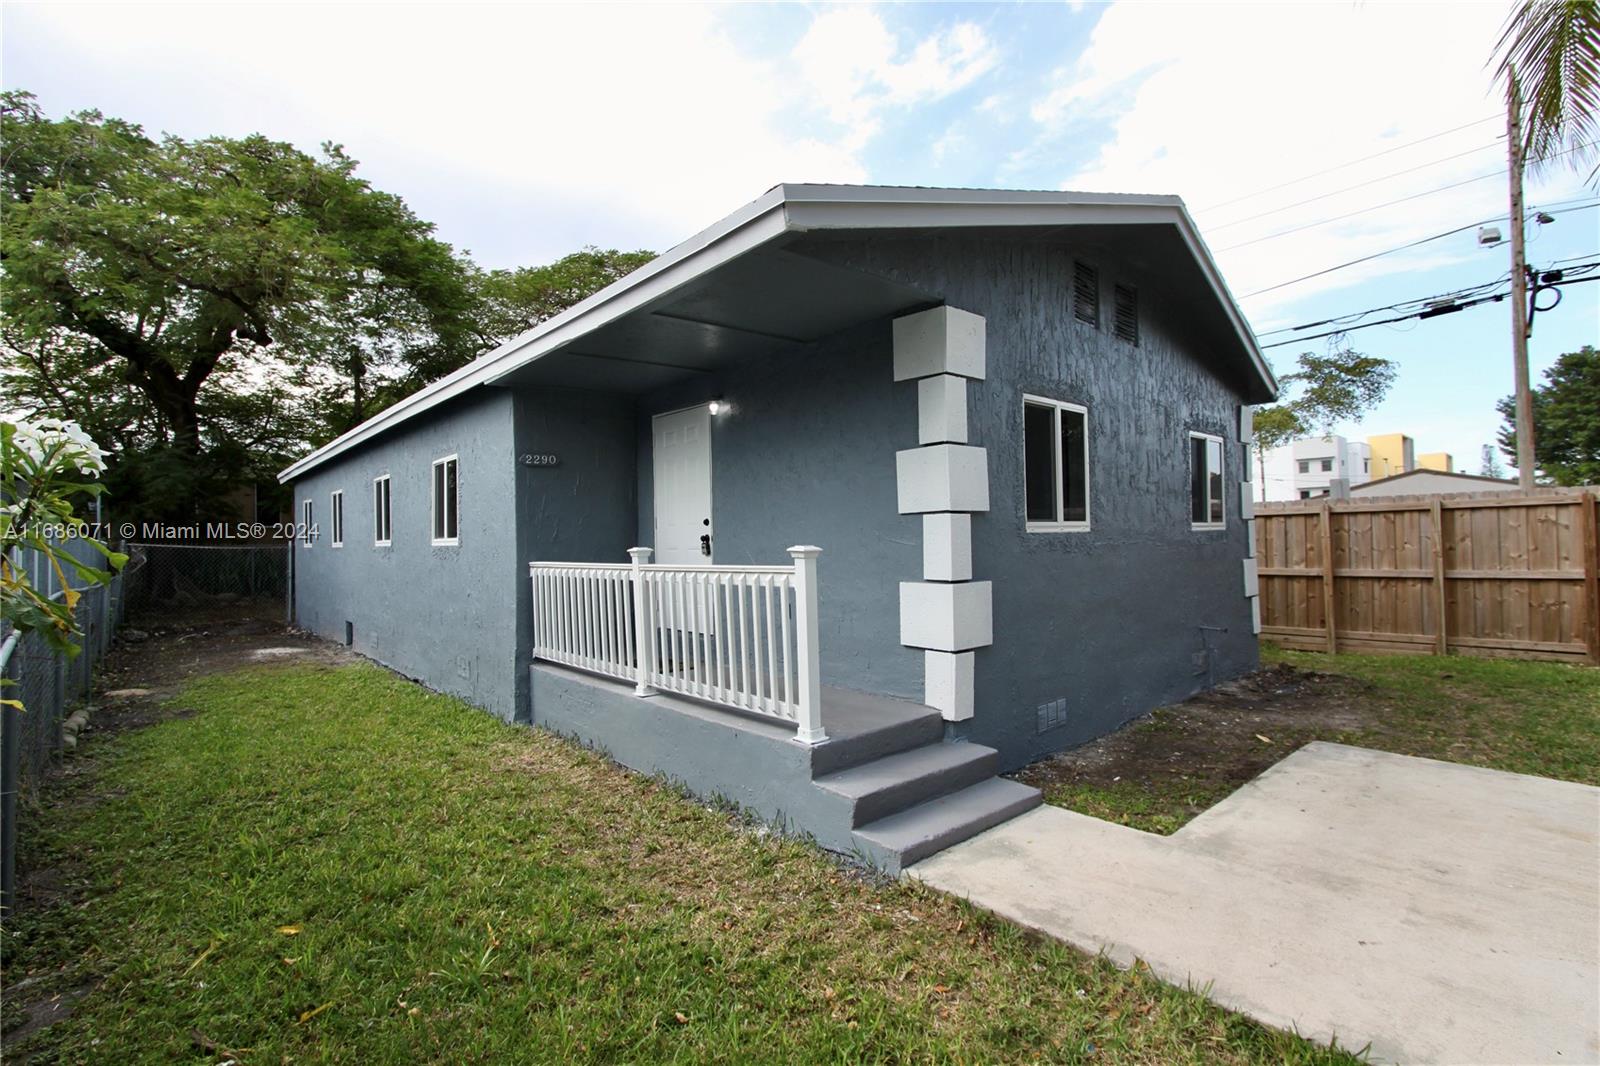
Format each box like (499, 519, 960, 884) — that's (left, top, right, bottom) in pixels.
(628, 547, 656, 697)
(787, 545, 826, 745)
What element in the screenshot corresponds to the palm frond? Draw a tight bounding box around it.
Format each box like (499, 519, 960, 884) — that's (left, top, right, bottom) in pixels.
(1493, 0, 1600, 180)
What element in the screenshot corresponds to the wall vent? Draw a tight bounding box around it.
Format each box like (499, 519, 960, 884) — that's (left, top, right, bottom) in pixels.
(1113, 284, 1139, 345)
(1072, 261, 1099, 328)
(1036, 697, 1069, 734)
(344, 621, 354, 647)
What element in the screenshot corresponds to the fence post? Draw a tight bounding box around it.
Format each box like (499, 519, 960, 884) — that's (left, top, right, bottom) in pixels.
(1319, 503, 1337, 654)
(628, 548, 656, 697)
(1, 632, 20, 918)
(1583, 492, 1600, 666)
(787, 546, 827, 746)
(1430, 498, 1449, 657)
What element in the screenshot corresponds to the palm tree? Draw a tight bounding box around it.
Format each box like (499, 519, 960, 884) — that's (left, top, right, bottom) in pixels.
(1493, 0, 1600, 179)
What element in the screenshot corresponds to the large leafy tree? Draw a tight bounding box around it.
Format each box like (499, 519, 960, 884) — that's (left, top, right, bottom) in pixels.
(1494, 0, 1600, 179)
(1250, 347, 1397, 491)
(0, 91, 480, 519)
(1497, 345, 1600, 485)
(475, 248, 655, 343)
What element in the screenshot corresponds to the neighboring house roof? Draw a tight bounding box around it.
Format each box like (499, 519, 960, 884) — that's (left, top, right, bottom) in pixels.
(280, 184, 1276, 483)
(1350, 469, 1520, 494)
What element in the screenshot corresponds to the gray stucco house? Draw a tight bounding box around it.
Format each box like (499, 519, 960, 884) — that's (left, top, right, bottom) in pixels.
(279, 184, 1276, 870)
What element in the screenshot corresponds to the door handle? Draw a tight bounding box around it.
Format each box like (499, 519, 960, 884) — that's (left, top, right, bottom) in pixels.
(700, 533, 711, 557)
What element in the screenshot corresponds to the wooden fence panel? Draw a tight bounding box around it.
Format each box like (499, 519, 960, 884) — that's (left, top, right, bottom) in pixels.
(1256, 490, 1599, 663)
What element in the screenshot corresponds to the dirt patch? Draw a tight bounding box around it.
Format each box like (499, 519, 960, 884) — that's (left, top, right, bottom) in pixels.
(1011, 664, 1388, 832)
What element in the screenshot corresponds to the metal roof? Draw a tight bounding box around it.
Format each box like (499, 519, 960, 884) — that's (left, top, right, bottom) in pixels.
(279, 184, 1275, 482)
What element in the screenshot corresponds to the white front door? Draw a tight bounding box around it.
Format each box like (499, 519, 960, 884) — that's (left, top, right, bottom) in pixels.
(652, 405, 713, 565)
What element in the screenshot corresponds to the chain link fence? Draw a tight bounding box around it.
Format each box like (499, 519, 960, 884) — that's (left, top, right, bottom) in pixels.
(1, 541, 289, 912)
(121, 541, 290, 615)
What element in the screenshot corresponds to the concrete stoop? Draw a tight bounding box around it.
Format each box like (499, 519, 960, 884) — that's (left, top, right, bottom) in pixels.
(810, 712, 1040, 873)
(530, 662, 1039, 873)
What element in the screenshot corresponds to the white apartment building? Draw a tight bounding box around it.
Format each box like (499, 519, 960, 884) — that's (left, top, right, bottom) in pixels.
(1257, 434, 1372, 502)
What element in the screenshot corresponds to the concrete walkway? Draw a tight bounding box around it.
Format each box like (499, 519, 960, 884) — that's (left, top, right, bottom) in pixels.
(909, 743, 1600, 1065)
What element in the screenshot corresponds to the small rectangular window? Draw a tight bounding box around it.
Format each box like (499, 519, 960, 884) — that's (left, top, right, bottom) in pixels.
(1297, 459, 1310, 474)
(1320, 458, 1333, 473)
(431, 455, 459, 545)
(373, 475, 392, 546)
(301, 499, 314, 547)
(1072, 261, 1099, 328)
(330, 490, 344, 548)
(1113, 283, 1138, 345)
(1190, 432, 1225, 529)
(1024, 396, 1090, 531)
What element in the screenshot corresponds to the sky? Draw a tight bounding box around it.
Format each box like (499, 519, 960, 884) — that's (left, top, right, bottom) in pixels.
(4, 1, 1597, 481)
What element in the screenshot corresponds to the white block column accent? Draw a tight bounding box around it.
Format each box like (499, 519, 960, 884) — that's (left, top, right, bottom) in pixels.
(895, 305, 991, 721)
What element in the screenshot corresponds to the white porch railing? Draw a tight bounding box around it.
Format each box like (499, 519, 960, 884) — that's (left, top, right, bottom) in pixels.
(529, 546, 826, 745)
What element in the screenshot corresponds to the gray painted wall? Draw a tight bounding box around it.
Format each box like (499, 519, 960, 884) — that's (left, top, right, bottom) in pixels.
(291, 386, 637, 724)
(511, 388, 639, 718)
(798, 235, 1259, 769)
(291, 390, 525, 720)
(291, 231, 1258, 771)
(634, 319, 924, 701)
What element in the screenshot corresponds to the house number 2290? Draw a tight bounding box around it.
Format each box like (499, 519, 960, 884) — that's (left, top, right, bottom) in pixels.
(519, 453, 560, 467)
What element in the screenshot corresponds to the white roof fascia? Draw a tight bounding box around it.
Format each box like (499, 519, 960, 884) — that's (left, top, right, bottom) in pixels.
(278, 186, 790, 483)
(279, 184, 1277, 483)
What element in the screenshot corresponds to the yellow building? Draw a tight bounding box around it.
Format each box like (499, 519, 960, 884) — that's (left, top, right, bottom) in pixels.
(1367, 433, 1415, 479)
(1417, 451, 1453, 473)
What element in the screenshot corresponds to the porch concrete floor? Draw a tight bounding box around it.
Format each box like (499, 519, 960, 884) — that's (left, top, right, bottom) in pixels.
(908, 742, 1600, 1065)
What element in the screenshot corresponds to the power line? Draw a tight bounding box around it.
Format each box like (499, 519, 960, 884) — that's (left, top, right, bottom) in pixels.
(1256, 269, 1599, 349)
(1216, 141, 1596, 253)
(1237, 200, 1600, 299)
(1198, 115, 1502, 212)
(1260, 257, 1600, 339)
(1205, 140, 1504, 232)
(1217, 170, 1504, 251)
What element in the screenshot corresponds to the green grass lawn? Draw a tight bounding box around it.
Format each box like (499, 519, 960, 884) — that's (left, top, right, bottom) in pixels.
(1, 661, 1360, 1064)
(1024, 647, 1600, 836)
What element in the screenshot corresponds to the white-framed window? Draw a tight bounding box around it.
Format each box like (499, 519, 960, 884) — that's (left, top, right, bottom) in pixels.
(330, 490, 344, 547)
(1297, 459, 1310, 474)
(431, 454, 459, 546)
(1189, 432, 1226, 529)
(373, 474, 392, 546)
(1023, 395, 1090, 531)
(1319, 457, 1333, 473)
(301, 498, 314, 546)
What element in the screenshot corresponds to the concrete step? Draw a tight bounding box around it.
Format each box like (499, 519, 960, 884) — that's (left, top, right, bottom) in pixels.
(814, 742, 999, 827)
(852, 777, 1042, 874)
(810, 688, 944, 777)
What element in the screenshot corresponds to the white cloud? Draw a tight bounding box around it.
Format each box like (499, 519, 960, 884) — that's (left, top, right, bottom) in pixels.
(5, 3, 991, 267)
(1027, 2, 1591, 324)
(791, 8, 997, 150)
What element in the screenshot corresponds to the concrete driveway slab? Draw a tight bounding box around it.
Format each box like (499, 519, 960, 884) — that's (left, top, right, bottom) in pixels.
(909, 742, 1600, 1065)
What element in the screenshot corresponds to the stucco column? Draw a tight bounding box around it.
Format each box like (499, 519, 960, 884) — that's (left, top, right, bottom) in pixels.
(892, 306, 990, 722)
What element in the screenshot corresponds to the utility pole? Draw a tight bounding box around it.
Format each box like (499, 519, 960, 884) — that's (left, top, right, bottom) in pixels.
(1507, 66, 1537, 491)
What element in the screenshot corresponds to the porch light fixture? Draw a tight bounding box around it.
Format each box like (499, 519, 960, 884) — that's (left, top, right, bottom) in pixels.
(708, 397, 726, 416)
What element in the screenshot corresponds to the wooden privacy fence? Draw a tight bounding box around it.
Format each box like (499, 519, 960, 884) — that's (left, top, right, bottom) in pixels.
(1254, 490, 1600, 663)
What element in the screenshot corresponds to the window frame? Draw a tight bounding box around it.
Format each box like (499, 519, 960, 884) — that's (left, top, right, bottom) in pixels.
(1023, 394, 1091, 533)
(330, 490, 344, 548)
(301, 498, 314, 547)
(373, 474, 392, 547)
(1189, 431, 1227, 531)
(430, 454, 459, 547)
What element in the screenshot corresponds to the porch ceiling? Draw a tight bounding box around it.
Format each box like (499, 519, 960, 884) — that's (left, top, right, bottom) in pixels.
(490, 243, 939, 393)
